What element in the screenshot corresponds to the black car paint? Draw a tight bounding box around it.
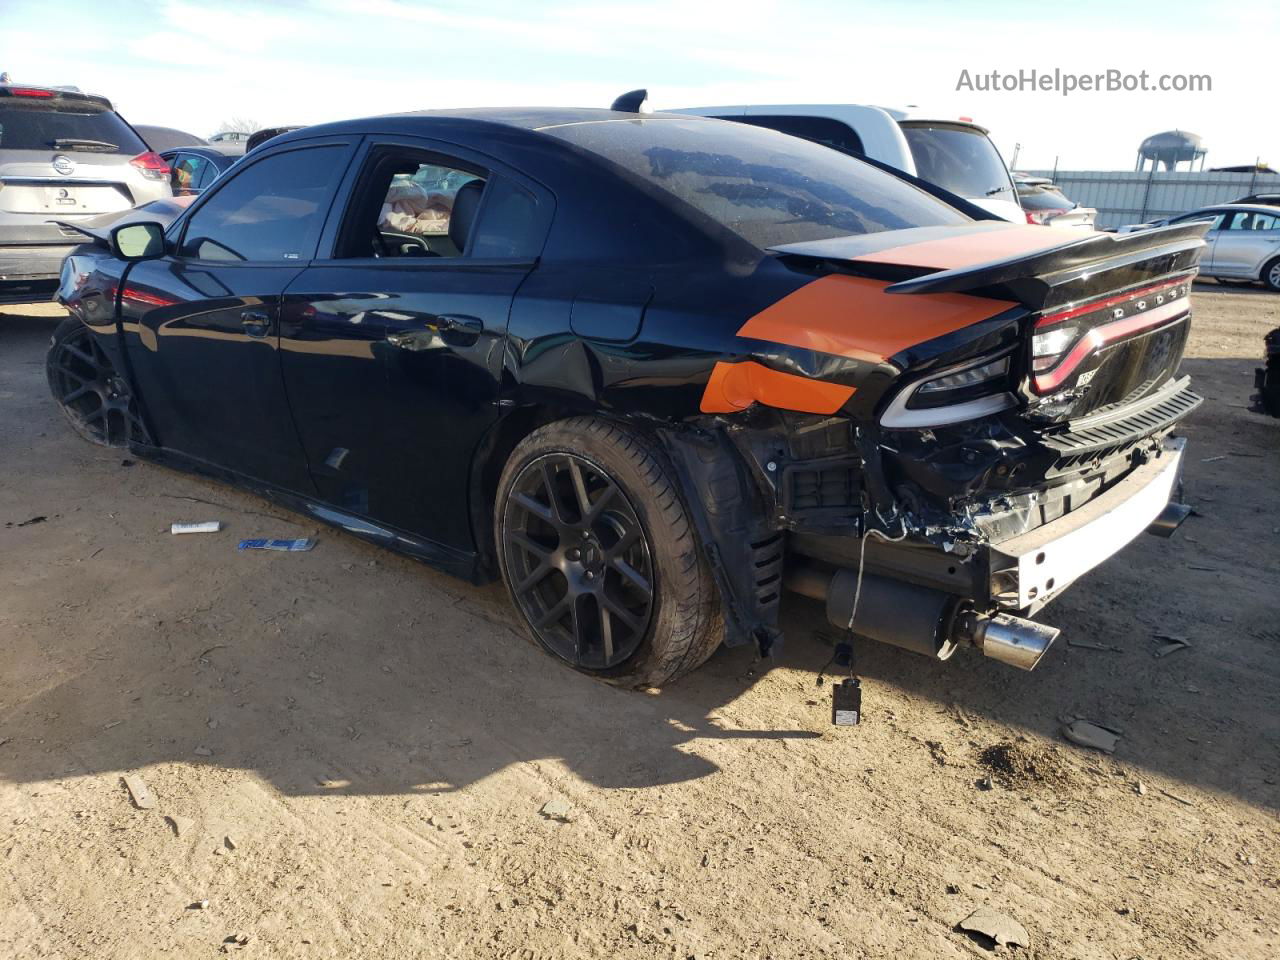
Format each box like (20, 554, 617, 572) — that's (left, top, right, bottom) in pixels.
(56, 108, 1203, 657)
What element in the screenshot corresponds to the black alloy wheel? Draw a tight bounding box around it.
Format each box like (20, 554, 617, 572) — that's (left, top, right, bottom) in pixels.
(501, 452, 656, 671)
(47, 319, 150, 447)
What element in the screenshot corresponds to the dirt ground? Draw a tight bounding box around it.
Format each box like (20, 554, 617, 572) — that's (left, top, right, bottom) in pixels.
(1, 286, 1278, 960)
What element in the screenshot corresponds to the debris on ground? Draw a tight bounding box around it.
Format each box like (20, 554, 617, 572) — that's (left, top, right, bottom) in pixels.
(237, 538, 316, 552)
(166, 815, 195, 837)
(189, 899, 209, 910)
(122, 775, 155, 809)
(979, 741, 1073, 788)
(1152, 633, 1192, 658)
(1060, 719, 1121, 754)
(221, 933, 250, 952)
(224, 836, 237, 851)
(1135, 781, 1148, 796)
(6, 515, 47, 528)
(193, 746, 213, 757)
(1067, 638, 1123, 653)
(171, 521, 222, 535)
(539, 798, 573, 822)
(957, 906, 1030, 949)
(1159, 788, 1196, 807)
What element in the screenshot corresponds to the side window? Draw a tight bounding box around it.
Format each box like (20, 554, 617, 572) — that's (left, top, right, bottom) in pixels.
(1222, 211, 1252, 231)
(1251, 212, 1279, 230)
(179, 144, 347, 262)
(720, 115, 865, 156)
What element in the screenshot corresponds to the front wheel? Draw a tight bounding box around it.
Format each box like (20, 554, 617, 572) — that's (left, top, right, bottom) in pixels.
(46, 317, 150, 447)
(495, 417, 723, 687)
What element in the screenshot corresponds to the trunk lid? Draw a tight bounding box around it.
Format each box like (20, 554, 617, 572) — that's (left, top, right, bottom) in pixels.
(770, 221, 1208, 423)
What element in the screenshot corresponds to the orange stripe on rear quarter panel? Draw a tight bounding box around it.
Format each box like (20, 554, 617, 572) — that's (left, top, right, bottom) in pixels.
(700, 360, 855, 415)
(737, 274, 1014, 364)
(852, 224, 1071, 270)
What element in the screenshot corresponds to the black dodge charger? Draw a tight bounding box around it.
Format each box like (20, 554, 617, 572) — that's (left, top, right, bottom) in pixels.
(50, 107, 1206, 686)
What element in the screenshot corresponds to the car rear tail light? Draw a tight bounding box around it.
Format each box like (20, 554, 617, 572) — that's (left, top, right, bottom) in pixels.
(881, 352, 1017, 428)
(1032, 276, 1191, 392)
(1025, 208, 1070, 225)
(2, 87, 55, 98)
(129, 151, 171, 180)
(915, 356, 1010, 397)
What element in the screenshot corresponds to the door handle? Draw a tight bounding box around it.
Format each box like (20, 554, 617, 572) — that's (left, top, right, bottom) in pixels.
(385, 315, 484, 351)
(241, 310, 271, 338)
(435, 314, 483, 334)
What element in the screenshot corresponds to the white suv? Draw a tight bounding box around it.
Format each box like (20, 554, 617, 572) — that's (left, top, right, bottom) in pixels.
(672, 103, 1024, 223)
(0, 83, 172, 304)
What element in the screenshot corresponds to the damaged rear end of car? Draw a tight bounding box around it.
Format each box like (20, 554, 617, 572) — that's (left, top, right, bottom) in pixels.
(661, 219, 1207, 670)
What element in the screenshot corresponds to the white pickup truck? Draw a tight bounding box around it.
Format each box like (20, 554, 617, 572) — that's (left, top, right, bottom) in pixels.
(672, 103, 1024, 223)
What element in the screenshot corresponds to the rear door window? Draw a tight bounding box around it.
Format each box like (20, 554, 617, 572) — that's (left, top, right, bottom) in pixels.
(0, 94, 145, 154)
(178, 144, 348, 262)
(900, 123, 1015, 202)
(334, 145, 548, 261)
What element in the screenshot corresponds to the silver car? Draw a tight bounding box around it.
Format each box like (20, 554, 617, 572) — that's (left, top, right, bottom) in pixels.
(0, 83, 171, 304)
(1120, 204, 1280, 291)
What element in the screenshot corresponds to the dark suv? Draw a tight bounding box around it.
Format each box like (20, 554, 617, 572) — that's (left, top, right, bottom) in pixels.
(0, 83, 170, 304)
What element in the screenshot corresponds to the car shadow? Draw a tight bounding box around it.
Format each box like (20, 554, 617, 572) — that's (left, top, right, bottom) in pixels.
(0, 309, 1276, 814)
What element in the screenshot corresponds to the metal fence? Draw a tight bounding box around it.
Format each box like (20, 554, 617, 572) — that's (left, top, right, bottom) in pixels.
(1021, 169, 1280, 229)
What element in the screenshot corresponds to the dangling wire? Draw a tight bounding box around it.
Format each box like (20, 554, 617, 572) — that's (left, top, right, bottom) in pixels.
(846, 513, 909, 633)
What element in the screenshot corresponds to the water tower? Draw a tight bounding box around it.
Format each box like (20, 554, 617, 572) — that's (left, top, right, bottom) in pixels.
(1136, 130, 1206, 171)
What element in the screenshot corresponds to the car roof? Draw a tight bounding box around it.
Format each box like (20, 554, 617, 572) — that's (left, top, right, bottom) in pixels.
(268, 107, 705, 144)
(1183, 203, 1280, 215)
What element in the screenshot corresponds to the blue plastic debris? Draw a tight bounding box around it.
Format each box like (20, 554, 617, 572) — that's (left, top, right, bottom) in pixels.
(237, 538, 316, 552)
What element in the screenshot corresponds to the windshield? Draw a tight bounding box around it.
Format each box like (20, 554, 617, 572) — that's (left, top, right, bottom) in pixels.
(543, 117, 968, 249)
(0, 96, 144, 154)
(900, 123, 1015, 202)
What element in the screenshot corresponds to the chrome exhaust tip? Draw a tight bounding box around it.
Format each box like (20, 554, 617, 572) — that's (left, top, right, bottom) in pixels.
(966, 612, 1060, 671)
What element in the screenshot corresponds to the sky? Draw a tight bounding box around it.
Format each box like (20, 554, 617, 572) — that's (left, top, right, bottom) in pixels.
(2, 0, 1275, 172)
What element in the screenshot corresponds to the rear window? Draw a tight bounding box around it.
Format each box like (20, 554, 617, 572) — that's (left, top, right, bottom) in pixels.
(0, 95, 145, 154)
(1019, 188, 1074, 212)
(900, 123, 1015, 203)
(543, 117, 967, 249)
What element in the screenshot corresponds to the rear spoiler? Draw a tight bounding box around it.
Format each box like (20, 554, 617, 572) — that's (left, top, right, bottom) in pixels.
(882, 221, 1208, 298)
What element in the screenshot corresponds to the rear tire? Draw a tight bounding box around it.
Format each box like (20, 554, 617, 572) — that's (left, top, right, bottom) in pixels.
(495, 417, 723, 687)
(1264, 257, 1280, 293)
(46, 317, 150, 447)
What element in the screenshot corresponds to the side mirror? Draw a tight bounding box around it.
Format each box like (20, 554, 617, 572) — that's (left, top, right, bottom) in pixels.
(111, 222, 167, 261)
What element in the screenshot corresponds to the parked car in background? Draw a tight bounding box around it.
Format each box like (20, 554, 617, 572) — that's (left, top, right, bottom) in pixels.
(1013, 173, 1096, 227)
(135, 124, 206, 153)
(246, 125, 303, 152)
(672, 102, 1023, 222)
(1233, 193, 1280, 207)
(0, 82, 170, 304)
(50, 107, 1205, 687)
(208, 130, 250, 145)
(160, 144, 241, 197)
(1119, 204, 1280, 291)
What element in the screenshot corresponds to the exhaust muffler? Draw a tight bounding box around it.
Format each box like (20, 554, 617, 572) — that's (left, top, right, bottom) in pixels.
(786, 564, 1059, 671)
